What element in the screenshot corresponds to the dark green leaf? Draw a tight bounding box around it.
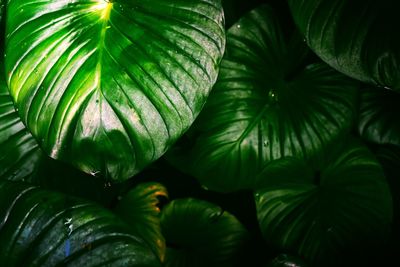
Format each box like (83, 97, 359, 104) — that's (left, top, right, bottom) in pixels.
(255, 138, 393, 266)
(358, 87, 400, 147)
(160, 198, 249, 267)
(5, 0, 225, 181)
(168, 4, 358, 192)
(115, 182, 168, 262)
(0, 180, 161, 266)
(288, 0, 400, 90)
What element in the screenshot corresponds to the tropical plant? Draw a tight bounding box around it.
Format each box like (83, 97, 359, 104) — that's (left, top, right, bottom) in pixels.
(0, 0, 399, 266)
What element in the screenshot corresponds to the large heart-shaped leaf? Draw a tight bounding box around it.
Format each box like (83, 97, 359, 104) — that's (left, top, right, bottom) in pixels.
(358, 86, 400, 147)
(168, 4, 358, 192)
(288, 0, 400, 90)
(0, 180, 161, 266)
(115, 182, 168, 262)
(160, 198, 249, 267)
(5, 0, 225, 181)
(255, 138, 393, 266)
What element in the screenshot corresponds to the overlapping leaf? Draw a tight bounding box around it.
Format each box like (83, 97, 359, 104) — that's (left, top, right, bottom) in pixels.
(0, 180, 161, 266)
(5, 0, 225, 181)
(168, 4, 358, 192)
(115, 182, 168, 262)
(160, 198, 249, 267)
(288, 0, 400, 90)
(255, 139, 392, 266)
(358, 87, 400, 147)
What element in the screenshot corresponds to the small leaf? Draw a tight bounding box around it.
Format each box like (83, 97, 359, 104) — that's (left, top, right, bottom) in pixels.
(160, 198, 249, 267)
(115, 182, 168, 262)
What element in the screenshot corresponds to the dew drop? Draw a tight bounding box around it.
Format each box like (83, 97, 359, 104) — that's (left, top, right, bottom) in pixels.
(268, 90, 279, 103)
(201, 185, 209, 190)
(237, 24, 241, 28)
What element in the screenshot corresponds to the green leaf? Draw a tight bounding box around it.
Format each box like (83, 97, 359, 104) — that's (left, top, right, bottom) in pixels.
(358, 87, 400, 147)
(0, 55, 122, 204)
(5, 0, 225, 181)
(0, 61, 42, 181)
(160, 198, 249, 267)
(168, 4, 358, 192)
(0, 180, 161, 266)
(255, 138, 393, 266)
(115, 182, 168, 263)
(0, 0, 4, 25)
(288, 0, 400, 90)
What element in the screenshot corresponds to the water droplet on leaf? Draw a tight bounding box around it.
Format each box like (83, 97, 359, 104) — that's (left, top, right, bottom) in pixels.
(268, 90, 279, 103)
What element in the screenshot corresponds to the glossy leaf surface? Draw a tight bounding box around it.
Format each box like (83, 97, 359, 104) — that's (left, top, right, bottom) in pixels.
(255, 139, 393, 266)
(358, 87, 400, 147)
(0, 59, 42, 181)
(0, 180, 161, 266)
(5, 0, 225, 181)
(288, 0, 400, 90)
(0, 56, 122, 205)
(169, 4, 358, 192)
(115, 182, 168, 262)
(160, 198, 248, 267)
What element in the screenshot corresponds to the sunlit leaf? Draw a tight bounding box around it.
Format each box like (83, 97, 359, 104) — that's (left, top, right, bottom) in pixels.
(5, 0, 225, 181)
(0, 57, 42, 181)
